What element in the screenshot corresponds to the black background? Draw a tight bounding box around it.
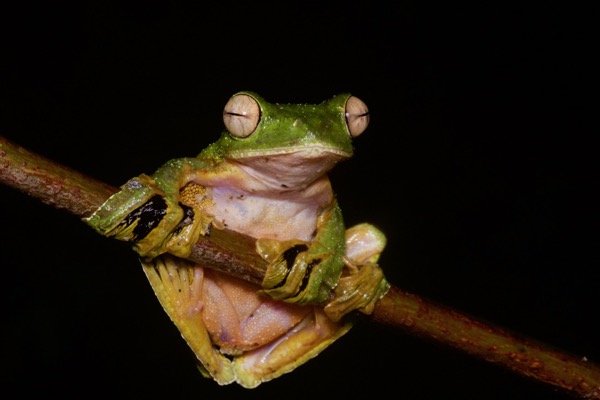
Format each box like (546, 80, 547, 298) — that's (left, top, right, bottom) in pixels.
(1, 2, 596, 399)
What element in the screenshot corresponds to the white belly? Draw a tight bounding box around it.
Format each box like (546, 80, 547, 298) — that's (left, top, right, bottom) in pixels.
(208, 186, 320, 242)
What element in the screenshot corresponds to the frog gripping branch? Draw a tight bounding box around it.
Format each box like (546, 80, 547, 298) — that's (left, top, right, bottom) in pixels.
(84, 92, 390, 388)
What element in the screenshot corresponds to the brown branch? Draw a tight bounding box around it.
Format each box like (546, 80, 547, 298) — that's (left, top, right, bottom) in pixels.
(1, 135, 599, 399)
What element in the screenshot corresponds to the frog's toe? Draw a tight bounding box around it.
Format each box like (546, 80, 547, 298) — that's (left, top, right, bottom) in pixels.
(258, 239, 312, 301)
(321, 222, 390, 321)
(159, 182, 215, 258)
(324, 263, 389, 322)
(164, 205, 213, 258)
(131, 202, 184, 258)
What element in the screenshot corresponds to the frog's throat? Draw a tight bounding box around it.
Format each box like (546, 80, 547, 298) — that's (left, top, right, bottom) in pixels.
(230, 152, 344, 191)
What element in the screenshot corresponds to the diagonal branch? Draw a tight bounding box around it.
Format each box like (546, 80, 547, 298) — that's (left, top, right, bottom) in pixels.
(1, 135, 599, 399)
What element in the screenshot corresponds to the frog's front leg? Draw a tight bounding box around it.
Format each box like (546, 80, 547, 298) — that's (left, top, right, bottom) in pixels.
(258, 203, 347, 306)
(85, 158, 212, 259)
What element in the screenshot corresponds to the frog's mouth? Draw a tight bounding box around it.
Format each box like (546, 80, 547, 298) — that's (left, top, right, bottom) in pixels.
(230, 146, 351, 190)
(228, 145, 351, 160)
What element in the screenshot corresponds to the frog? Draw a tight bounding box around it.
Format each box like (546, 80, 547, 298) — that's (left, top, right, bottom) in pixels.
(84, 91, 389, 388)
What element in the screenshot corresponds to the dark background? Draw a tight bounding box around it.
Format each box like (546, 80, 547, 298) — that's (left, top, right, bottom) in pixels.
(0, 2, 595, 399)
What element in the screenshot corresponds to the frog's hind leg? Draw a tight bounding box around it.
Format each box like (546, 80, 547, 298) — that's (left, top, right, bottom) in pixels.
(324, 223, 390, 322)
(141, 255, 236, 385)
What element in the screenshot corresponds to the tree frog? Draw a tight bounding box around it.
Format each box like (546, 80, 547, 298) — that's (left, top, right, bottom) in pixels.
(85, 92, 389, 388)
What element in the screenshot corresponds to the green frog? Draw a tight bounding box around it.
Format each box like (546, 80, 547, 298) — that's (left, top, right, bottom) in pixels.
(85, 92, 389, 388)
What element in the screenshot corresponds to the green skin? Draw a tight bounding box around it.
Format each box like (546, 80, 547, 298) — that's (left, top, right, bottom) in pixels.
(85, 92, 389, 386)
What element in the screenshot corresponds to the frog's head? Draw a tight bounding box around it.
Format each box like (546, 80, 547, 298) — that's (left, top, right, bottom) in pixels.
(211, 91, 369, 190)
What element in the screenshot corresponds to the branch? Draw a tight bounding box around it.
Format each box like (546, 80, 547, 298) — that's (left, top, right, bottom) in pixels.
(1, 135, 599, 398)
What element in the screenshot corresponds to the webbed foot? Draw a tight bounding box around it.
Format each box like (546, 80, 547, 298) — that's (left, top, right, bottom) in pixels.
(324, 223, 390, 321)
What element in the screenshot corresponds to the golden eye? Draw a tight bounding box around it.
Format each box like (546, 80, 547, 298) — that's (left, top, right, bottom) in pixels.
(223, 94, 261, 138)
(345, 96, 369, 137)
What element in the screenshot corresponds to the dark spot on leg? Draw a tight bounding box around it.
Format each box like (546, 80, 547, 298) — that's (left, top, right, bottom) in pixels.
(271, 244, 309, 289)
(282, 244, 308, 267)
(298, 258, 321, 293)
(119, 195, 167, 241)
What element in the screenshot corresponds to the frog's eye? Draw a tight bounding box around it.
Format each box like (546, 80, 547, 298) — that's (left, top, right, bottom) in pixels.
(345, 96, 370, 138)
(223, 94, 261, 138)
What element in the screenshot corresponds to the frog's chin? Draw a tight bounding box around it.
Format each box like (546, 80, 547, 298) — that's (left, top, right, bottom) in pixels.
(232, 148, 349, 191)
